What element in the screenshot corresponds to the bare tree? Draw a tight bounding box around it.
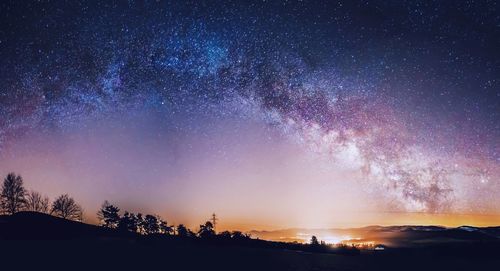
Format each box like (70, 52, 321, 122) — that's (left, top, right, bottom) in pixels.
(25, 190, 50, 213)
(51, 194, 83, 221)
(0, 173, 26, 215)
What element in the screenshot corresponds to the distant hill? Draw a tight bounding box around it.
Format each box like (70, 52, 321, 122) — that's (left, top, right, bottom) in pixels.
(250, 225, 500, 247)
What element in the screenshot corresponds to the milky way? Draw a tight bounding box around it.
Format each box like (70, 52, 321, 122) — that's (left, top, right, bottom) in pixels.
(0, 1, 499, 219)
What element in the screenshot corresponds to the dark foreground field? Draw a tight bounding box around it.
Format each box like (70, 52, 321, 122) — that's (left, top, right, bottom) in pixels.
(1, 239, 499, 270)
(1, 212, 499, 270)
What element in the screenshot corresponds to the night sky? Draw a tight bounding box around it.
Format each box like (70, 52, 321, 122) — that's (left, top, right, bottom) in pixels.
(0, 1, 499, 229)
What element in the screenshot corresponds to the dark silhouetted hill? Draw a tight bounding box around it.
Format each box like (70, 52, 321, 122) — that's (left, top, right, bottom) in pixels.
(0, 211, 135, 240)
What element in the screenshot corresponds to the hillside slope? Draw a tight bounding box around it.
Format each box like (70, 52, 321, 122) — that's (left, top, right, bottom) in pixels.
(0, 211, 131, 240)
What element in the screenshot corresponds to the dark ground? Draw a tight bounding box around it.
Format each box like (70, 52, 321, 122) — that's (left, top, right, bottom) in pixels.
(1, 239, 499, 270)
(1, 212, 499, 270)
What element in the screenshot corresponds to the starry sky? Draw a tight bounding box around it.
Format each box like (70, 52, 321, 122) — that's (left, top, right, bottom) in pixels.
(0, 0, 499, 229)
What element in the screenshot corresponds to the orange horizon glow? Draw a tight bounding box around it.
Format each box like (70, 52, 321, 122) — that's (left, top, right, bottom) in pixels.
(76, 210, 500, 232)
(211, 212, 500, 232)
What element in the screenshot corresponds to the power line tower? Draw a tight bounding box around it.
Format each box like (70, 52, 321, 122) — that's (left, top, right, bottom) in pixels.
(211, 213, 218, 233)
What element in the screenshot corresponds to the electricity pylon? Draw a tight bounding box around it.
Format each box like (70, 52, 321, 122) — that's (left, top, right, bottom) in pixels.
(211, 213, 218, 233)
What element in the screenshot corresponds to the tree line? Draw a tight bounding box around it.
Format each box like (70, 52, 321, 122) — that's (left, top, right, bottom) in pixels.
(0, 172, 250, 240)
(96, 200, 250, 240)
(0, 173, 83, 221)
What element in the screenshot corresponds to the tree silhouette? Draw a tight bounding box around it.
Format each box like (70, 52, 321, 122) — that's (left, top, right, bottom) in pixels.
(118, 211, 138, 233)
(198, 221, 215, 238)
(159, 218, 173, 235)
(0, 173, 26, 215)
(218, 230, 232, 240)
(144, 214, 160, 234)
(310, 235, 319, 246)
(51, 194, 83, 221)
(231, 231, 250, 240)
(25, 190, 50, 213)
(136, 213, 146, 234)
(97, 201, 120, 228)
(177, 224, 194, 238)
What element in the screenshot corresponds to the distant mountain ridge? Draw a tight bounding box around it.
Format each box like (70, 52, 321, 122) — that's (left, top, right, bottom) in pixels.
(249, 225, 500, 246)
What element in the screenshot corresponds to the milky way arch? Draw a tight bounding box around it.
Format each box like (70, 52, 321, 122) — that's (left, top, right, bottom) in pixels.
(0, 1, 498, 214)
